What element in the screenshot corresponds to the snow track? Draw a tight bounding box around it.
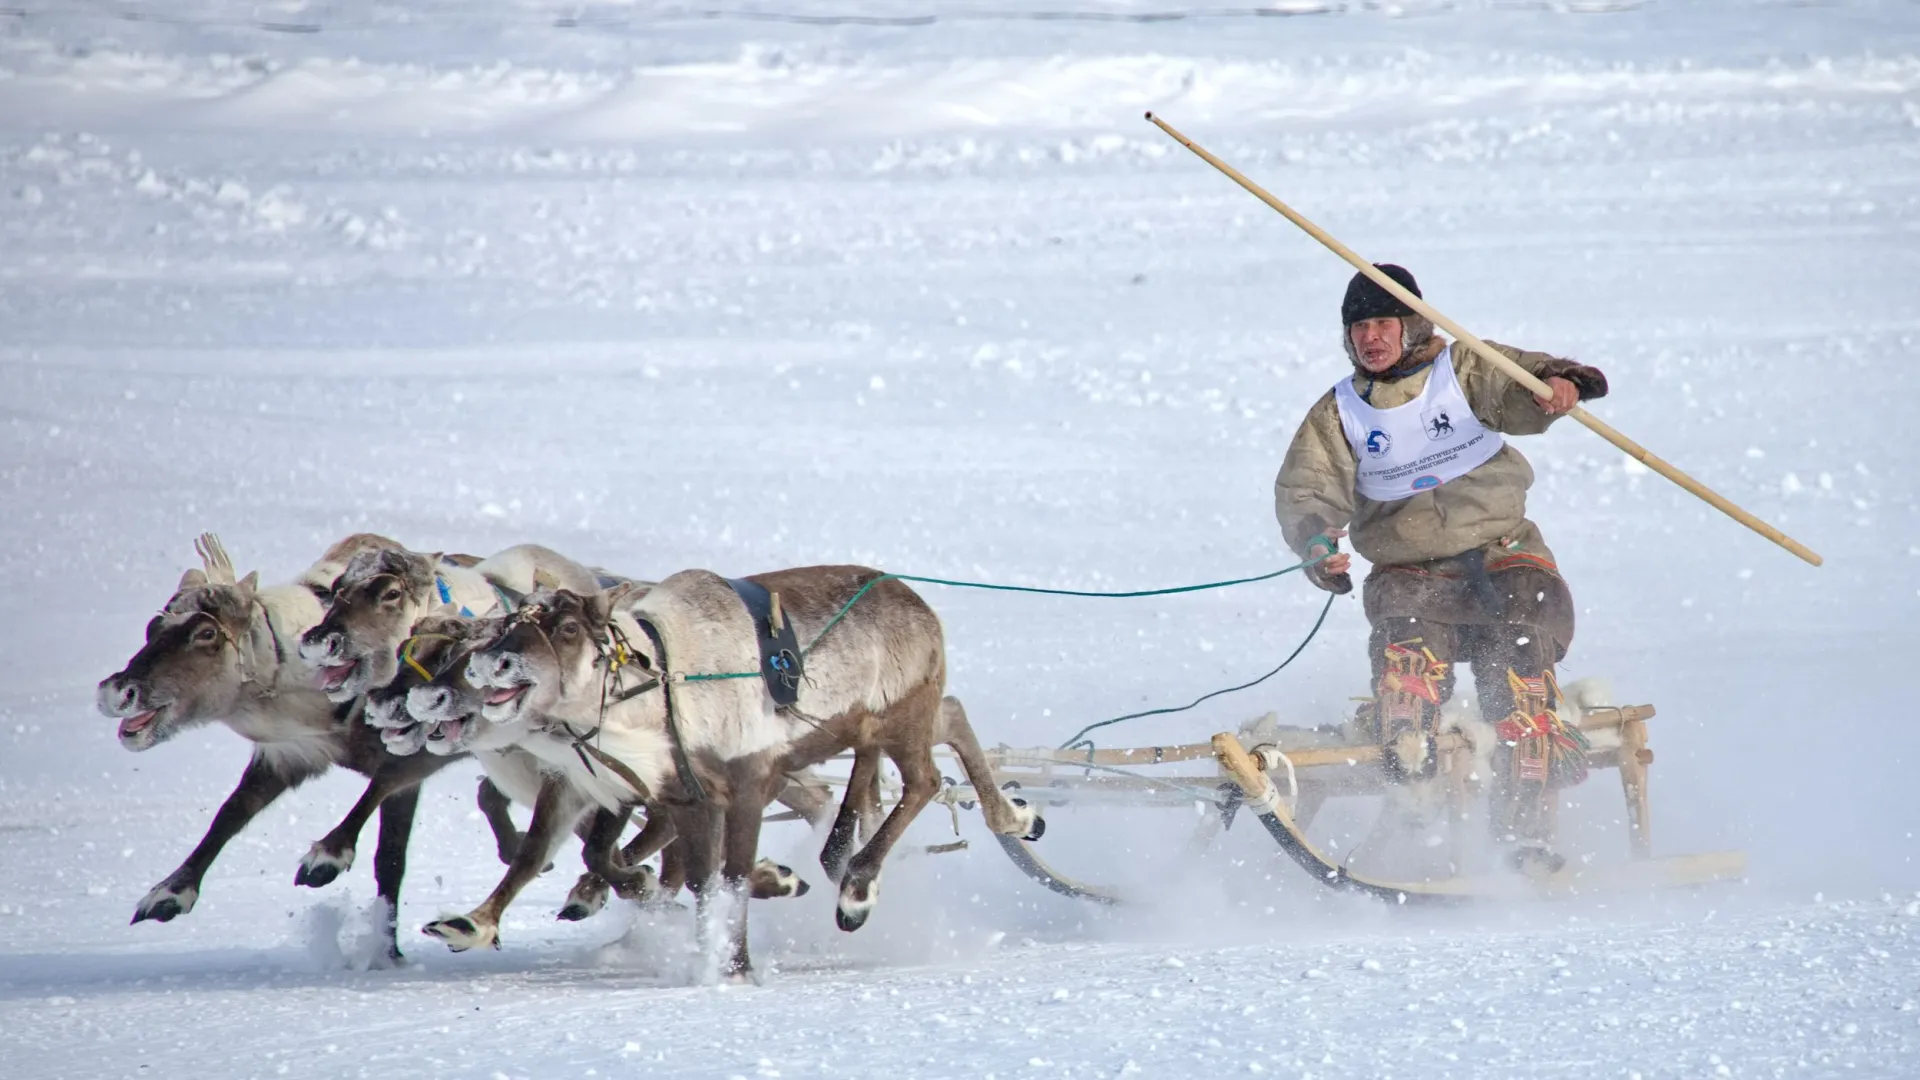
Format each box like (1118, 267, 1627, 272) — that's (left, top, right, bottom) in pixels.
(2, 1, 1918, 1076)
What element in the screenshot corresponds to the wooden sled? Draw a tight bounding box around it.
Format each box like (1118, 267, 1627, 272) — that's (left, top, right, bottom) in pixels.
(809, 683, 1746, 905)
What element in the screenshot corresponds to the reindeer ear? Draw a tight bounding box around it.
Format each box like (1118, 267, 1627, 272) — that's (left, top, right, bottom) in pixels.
(403, 552, 439, 592)
(532, 568, 559, 591)
(586, 581, 637, 625)
(177, 568, 209, 593)
(235, 571, 259, 603)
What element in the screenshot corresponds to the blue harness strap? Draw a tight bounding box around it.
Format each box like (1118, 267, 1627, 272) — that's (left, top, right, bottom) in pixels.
(434, 575, 474, 618)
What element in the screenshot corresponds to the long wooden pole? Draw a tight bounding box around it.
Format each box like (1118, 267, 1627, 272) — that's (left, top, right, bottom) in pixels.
(1144, 112, 1823, 568)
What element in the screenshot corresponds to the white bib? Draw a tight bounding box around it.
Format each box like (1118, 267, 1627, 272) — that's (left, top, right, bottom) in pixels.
(1333, 345, 1505, 502)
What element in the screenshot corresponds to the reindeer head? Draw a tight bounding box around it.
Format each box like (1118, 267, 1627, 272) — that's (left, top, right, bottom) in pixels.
(385, 613, 499, 757)
(97, 539, 267, 752)
(298, 548, 437, 702)
(363, 611, 482, 755)
(463, 584, 640, 732)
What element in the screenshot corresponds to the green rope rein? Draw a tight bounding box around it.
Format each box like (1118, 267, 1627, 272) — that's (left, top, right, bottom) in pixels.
(677, 536, 1341, 746)
(1056, 588, 1335, 753)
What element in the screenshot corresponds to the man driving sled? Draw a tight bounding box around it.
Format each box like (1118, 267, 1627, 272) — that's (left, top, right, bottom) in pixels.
(1274, 265, 1609, 870)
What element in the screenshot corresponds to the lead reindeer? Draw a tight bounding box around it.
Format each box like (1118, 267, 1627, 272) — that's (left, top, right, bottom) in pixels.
(454, 565, 1045, 978)
(93, 534, 519, 960)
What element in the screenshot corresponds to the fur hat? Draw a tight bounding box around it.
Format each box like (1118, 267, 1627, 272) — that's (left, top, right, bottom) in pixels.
(1341, 264, 1436, 370)
(1341, 263, 1422, 326)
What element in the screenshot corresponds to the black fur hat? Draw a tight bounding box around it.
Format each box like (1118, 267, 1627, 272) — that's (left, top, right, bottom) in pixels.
(1341, 264, 1422, 326)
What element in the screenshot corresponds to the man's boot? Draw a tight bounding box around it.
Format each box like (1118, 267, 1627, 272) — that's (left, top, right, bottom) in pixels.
(1490, 667, 1590, 874)
(1365, 640, 1451, 784)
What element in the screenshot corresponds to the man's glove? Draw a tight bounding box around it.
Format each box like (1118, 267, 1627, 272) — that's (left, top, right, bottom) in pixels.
(1303, 532, 1353, 595)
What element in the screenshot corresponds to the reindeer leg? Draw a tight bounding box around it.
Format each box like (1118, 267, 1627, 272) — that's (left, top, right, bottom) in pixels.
(476, 777, 522, 867)
(836, 739, 941, 933)
(298, 755, 446, 889)
(719, 781, 774, 981)
(422, 775, 574, 952)
(134, 754, 296, 924)
(936, 695, 1043, 840)
(820, 747, 880, 884)
(370, 785, 422, 964)
(657, 835, 689, 897)
(561, 808, 676, 920)
(579, 807, 664, 893)
(671, 800, 730, 979)
(856, 757, 885, 846)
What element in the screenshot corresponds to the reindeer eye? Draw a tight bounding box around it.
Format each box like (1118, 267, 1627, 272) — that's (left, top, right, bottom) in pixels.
(381, 587, 404, 604)
(556, 618, 579, 638)
(193, 624, 220, 645)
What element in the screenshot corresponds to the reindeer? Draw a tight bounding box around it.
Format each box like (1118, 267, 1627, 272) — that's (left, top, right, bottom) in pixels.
(93, 535, 519, 960)
(386, 611, 823, 943)
(299, 542, 609, 703)
(449, 566, 1045, 978)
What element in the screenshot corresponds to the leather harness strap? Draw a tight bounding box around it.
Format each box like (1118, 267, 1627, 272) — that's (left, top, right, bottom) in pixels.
(635, 617, 709, 805)
(723, 577, 805, 707)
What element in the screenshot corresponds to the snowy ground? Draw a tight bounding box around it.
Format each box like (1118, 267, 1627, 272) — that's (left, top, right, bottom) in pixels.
(4, 1, 1920, 1076)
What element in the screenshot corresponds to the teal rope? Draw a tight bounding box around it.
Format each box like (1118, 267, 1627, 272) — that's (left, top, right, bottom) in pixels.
(682, 538, 1338, 693)
(799, 561, 1324, 661)
(1056, 589, 1336, 752)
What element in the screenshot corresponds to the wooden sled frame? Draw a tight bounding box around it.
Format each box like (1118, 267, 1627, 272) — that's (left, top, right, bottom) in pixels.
(798, 694, 1745, 904)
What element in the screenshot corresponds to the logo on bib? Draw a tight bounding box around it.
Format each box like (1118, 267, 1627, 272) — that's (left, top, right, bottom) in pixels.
(1364, 430, 1392, 458)
(1421, 406, 1455, 441)
(1411, 475, 1441, 491)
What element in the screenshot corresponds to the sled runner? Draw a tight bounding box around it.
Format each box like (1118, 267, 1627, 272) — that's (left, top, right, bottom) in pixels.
(806, 679, 1745, 905)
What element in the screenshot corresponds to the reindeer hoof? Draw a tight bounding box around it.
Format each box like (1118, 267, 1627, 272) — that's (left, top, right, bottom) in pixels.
(131, 881, 198, 924)
(835, 878, 878, 933)
(295, 843, 354, 888)
(749, 860, 809, 900)
(560, 874, 612, 921)
(1011, 797, 1047, 842)
(422, 915, 498, 952)
(132, 899, 181, 924)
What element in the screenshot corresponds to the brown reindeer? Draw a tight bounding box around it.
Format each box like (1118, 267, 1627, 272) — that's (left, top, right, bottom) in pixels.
(94, 535, 518, 961)
(452, 567, 1044, 977)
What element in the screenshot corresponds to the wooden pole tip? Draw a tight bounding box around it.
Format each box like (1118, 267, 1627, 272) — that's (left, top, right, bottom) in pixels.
(1143, 111, 1155, 120)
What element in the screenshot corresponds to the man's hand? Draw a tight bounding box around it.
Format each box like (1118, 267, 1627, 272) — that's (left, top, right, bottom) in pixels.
(1305, 529, 1353, 595)
(1536, 375, 1579, 415)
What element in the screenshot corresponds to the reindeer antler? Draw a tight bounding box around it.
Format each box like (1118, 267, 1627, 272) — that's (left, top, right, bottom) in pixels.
(194, 533, 237, 586)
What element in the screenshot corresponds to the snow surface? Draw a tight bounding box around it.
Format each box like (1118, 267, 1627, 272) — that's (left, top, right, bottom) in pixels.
(4, 1, 1919, 1076)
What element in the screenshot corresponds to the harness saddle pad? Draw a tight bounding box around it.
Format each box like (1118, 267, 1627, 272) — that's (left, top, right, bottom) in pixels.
(724, 577, 805, 707)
